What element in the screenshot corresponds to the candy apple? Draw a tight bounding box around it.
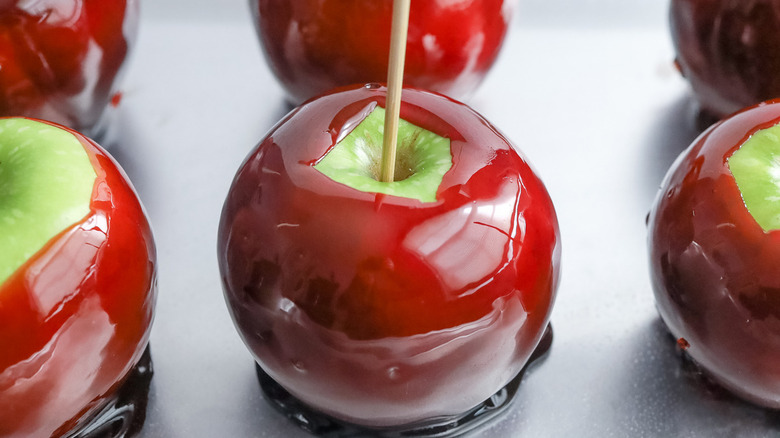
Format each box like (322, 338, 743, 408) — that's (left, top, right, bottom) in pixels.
(0, 117, 156, 437)
(670, 0, 780, 121)
(0, 0, 139, 136)
(648, 99, 780, 408)
(218, 84, 560, 431)
(250, 0, 514, 104)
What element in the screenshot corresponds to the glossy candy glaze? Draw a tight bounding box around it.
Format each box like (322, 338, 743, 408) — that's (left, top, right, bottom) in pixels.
(648, 100, 780, 408)
(0, 0, 139, 136)
(251, 0, 513, 104)
(670, 0, 780, 120)
(218, 85, 560, 427)
(0, 118, 156, 437)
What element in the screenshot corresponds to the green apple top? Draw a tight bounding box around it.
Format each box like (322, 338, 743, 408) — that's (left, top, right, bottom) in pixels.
(314, 107, 451, 203)
(0, 118, 96, 285)
(728, 123, 780, 232)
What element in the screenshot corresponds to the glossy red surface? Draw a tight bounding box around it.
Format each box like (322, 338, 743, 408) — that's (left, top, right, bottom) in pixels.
(0, 0, 139, 135)
(648, 100, 780, 408)
(218, 85, 560, 427)
(251, 0, 513, 104)
(0, 119, 156, 438)
(670, 0, 780, 120)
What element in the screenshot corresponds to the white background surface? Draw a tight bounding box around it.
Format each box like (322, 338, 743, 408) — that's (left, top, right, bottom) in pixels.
(105, 0, 780, 436)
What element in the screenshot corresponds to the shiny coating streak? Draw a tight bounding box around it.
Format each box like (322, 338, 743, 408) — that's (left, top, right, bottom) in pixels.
(252, 0, 513, 104)
(648, 100, 780, 408)
(671, 0, 780, 119)
(0, 0, 139, 134)
(0, 119, 156, 437)
(218, 86, 560, 427)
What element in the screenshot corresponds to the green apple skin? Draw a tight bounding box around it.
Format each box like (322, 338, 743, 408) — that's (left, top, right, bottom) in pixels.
(313, 106, 452, 203)
(727, 122, 780, 232)
(0, 118, 157, 437)
(0, 118, 96, 285)
(648, 99, 780, 408)
(219, 85, 561, 428)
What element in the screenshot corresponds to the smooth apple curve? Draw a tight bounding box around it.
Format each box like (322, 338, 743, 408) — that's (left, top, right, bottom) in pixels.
(670, 0, 780, 120)
(219, 85, 561, 429)
(648, 100, 780, 409)
(0, 0, 140, 136)
(728, 123, 780, 232)
(251, 0, 514, 104)
(0, 117, 157, 438)
(0, 118, 96, 285)
(314, 107, 452, 203)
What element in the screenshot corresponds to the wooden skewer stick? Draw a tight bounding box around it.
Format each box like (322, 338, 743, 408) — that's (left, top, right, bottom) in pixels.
(380, 0, 411, 183)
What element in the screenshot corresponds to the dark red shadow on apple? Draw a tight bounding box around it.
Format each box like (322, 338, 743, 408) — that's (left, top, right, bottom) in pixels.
(671, 0, 780, 123)
(255, 326, 553, 437)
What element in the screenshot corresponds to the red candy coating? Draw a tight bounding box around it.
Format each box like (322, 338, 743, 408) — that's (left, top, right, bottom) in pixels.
(218, 85, 560, 427)
(648, 100, 780, 408)
(671, 0, 780, 119)
(251, 0, 513, 104)
(0, 118, 156, 437)
(0, 0, 139, 134)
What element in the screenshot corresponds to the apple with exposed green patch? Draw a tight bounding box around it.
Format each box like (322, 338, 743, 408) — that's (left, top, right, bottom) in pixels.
(218, 84, 560, 429)
(648, 99, 780, 408)
(0, 117, 156, 437)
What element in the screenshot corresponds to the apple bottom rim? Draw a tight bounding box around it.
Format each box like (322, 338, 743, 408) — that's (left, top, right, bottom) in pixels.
(254, 325, 553, 438)
(61, 346, 154, 438)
